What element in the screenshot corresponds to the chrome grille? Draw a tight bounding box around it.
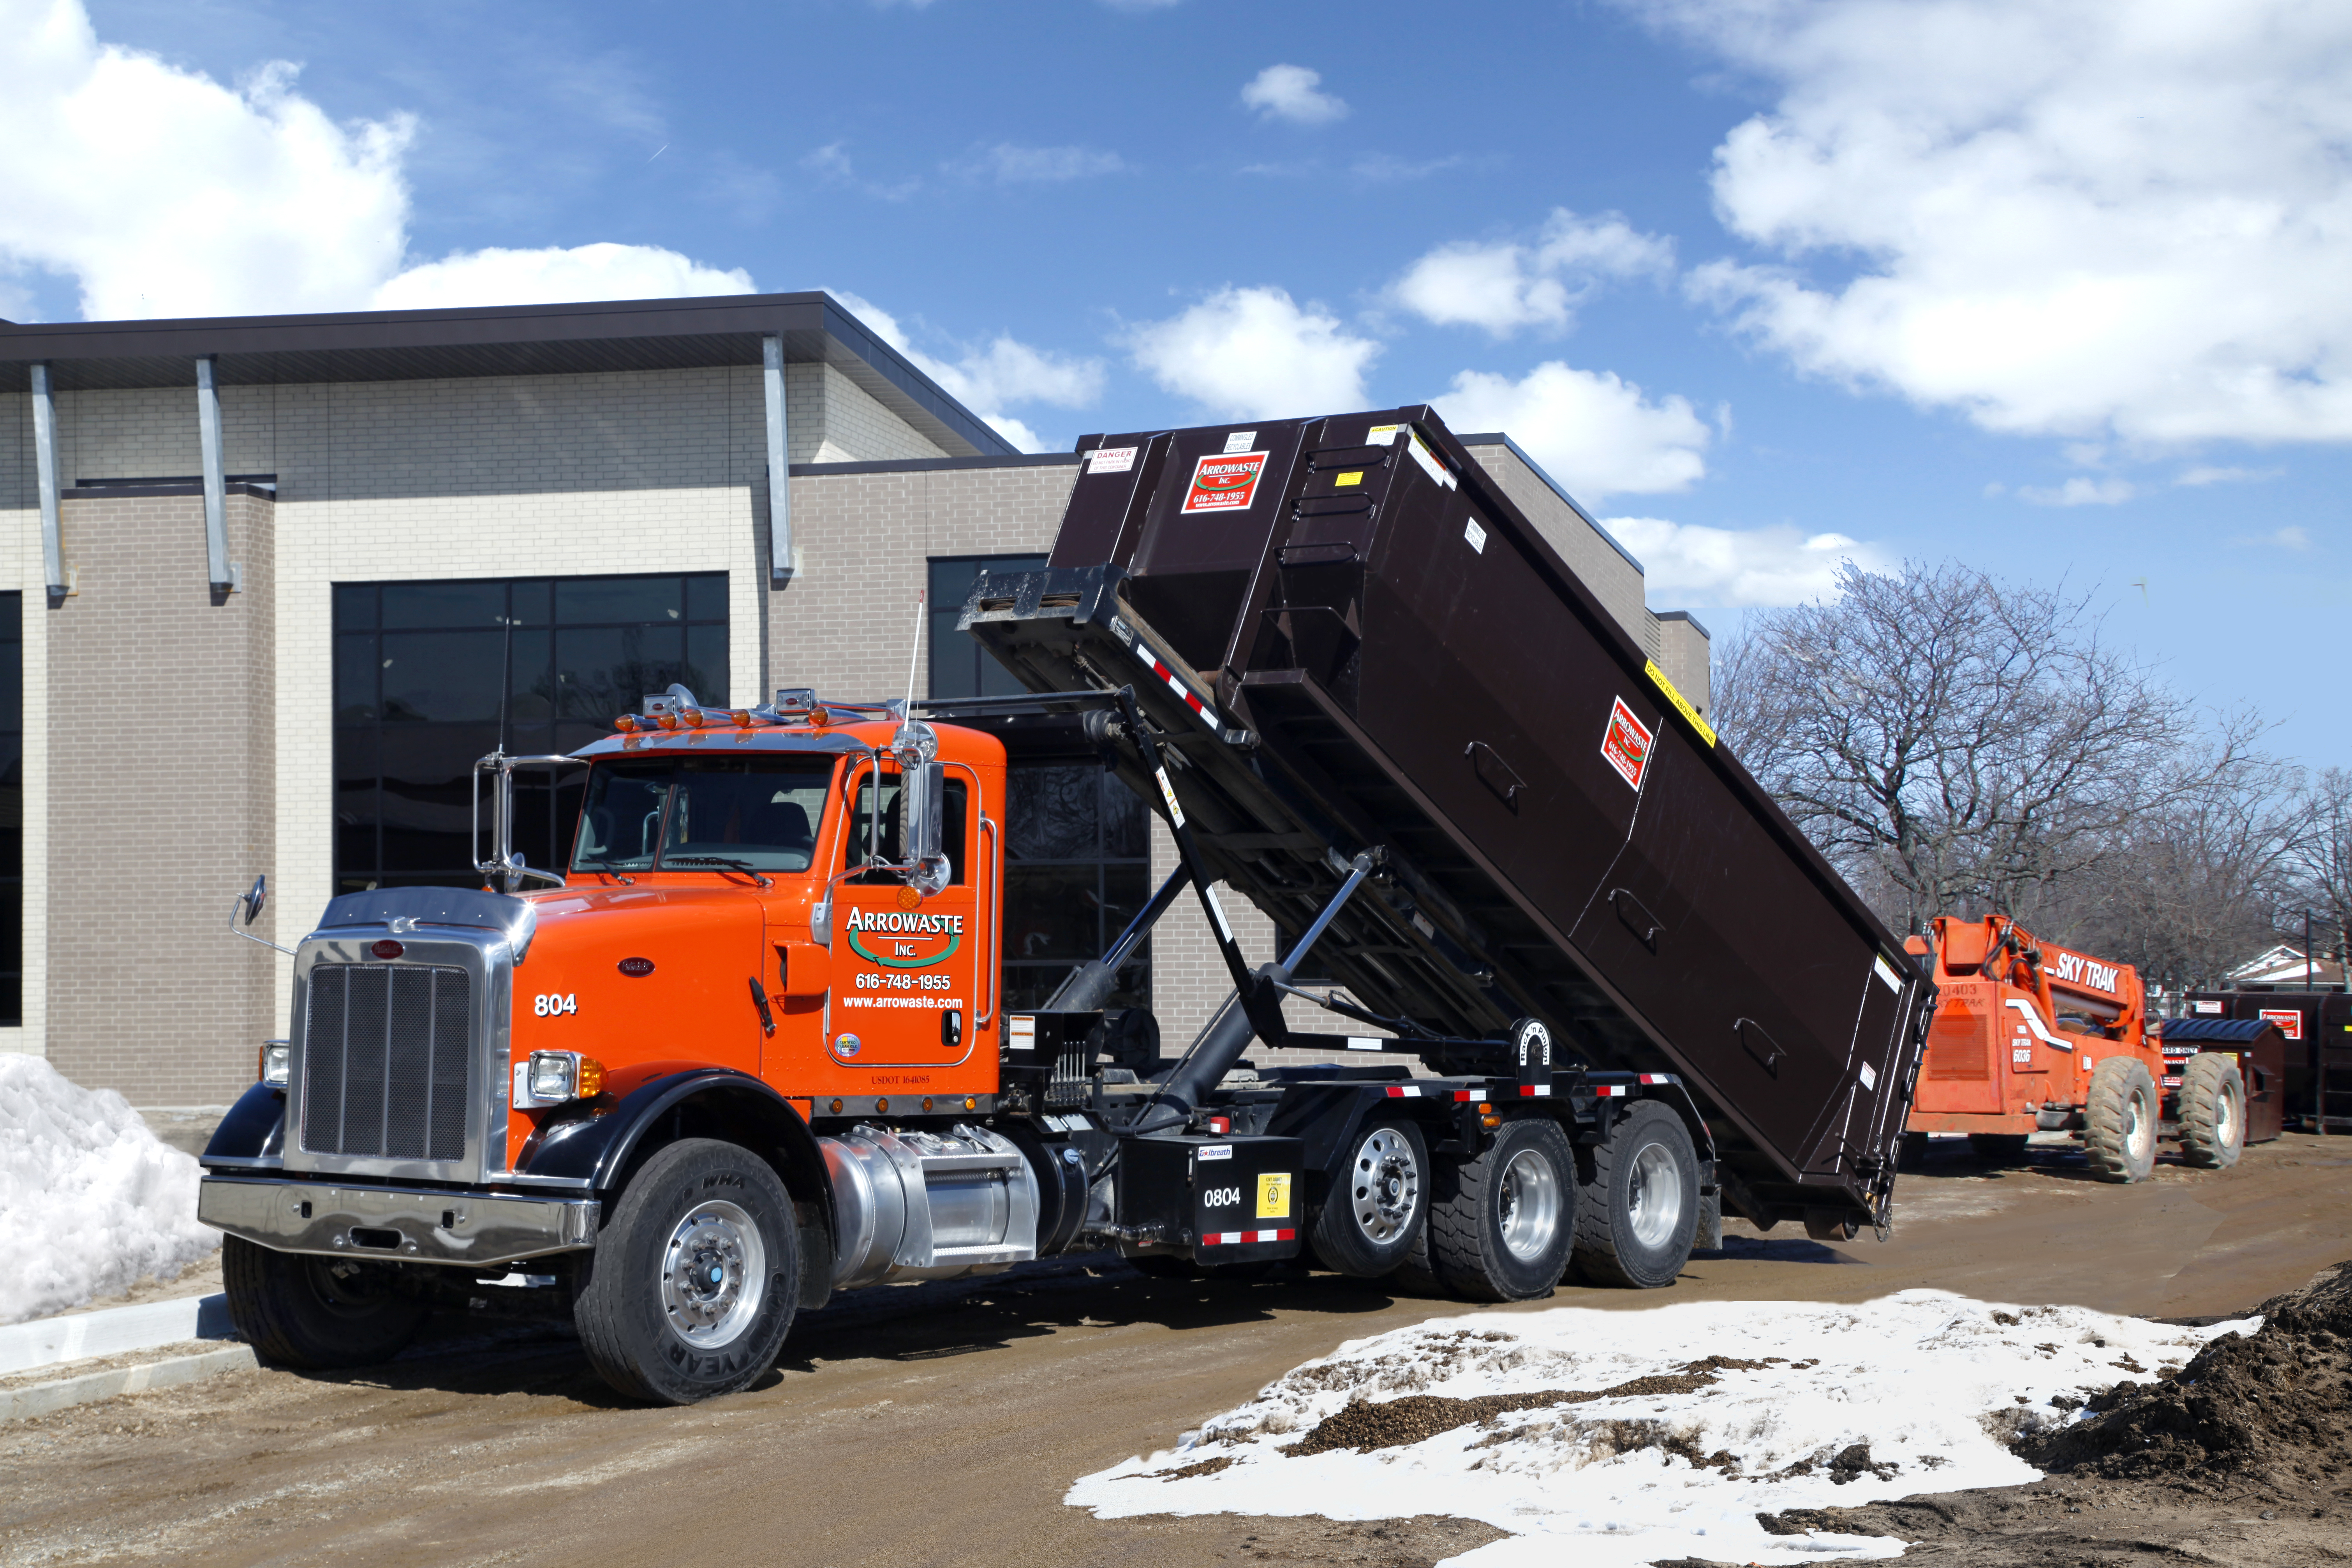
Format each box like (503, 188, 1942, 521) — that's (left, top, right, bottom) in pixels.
(300, 964, 472, 1161)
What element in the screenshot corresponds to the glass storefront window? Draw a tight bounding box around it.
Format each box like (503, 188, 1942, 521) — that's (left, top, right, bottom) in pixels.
(0, 594, 20, 1024)
(333, 573, 726, 893)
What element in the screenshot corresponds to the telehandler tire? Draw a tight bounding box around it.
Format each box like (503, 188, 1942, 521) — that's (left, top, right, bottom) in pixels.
(1310, 1117, 1427, 1277)
(2084, 1057, 2159, 1183)
(1967, 1133, 2030, 1165)
(222, 1235, 425, 1369)
(1423, 1117, 1575, 1301)
(2177, 1052, 2246, 1170)
(573, 1138, 800, 1406)
(1570, 1100, 1698, 1289)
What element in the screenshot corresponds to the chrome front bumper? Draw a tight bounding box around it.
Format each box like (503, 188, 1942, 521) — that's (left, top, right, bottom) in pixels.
(199, 1175, 599, 1268)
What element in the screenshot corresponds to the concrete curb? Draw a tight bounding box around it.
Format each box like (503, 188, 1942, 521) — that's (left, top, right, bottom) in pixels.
(0, 1344, 258, 1422)
(0, 1294, 233, 1377)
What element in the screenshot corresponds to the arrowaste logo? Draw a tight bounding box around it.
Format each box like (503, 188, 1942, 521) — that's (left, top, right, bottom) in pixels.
(844, 903, 965, 969)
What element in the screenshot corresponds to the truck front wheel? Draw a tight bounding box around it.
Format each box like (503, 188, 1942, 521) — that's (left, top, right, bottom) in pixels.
(573, 1139, 801, 1406)
(1571, 1100, 1698, 1289)
(1311, 1118, 1427, 1277)
(2177, 1053, 2246, 1170)
(222, 1235, 424, 1369)
(1424, 1118, 1575, 1301)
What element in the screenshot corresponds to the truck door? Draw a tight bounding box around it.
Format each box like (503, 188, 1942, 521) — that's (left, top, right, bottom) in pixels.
(828, 762, 984, 1069)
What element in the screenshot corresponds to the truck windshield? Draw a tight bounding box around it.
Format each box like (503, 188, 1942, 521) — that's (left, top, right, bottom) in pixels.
(572, 757, 833, 874)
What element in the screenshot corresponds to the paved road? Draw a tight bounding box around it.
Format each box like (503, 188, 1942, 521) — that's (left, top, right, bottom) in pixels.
(6, 1134, 2348, 1568)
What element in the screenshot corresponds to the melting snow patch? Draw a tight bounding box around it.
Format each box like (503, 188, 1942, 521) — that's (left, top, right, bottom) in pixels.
(1067, 1291, 2253, 1567)
(0, 1056, 218, 1326)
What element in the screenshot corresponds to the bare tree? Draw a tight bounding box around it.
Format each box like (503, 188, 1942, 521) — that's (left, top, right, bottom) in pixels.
(1715, 560, 2259, 935)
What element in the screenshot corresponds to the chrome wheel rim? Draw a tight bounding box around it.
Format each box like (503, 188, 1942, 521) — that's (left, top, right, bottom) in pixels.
(2216, 1079, 2242, 1149)
(1626, 1141, 1684, 1249)
(1349, 1127, 1421, 1244)
(660, 1199, 765, 1349)
(1496, 1147, 1563, 1262)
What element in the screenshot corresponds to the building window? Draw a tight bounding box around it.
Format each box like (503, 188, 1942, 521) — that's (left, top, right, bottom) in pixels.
(0, 594, 20, 1025)
(333, 574, 728, 893)
(927, 554, 1045, 700)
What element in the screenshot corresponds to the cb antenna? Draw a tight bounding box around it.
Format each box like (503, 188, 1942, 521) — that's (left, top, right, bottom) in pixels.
(901, 588, 925, 719)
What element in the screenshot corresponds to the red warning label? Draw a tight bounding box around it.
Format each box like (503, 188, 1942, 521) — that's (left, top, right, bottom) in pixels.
(1601, 697, 1654, 791)
(1180, 451, 1269, 514)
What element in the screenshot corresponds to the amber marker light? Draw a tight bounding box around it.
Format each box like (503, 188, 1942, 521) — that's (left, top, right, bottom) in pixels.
(654, 712, 679, 730)
(807, 706, 832, 727)
(613, 714, 639, 732)
(921, 1097, 934, 1113)
(964, 1096, 977, 1112)
(874, 1097, 890, 1113)
(1481, 1108, 1502, 1131)
(729, 710, 754, 728)
(829, 1098, 844, 1115)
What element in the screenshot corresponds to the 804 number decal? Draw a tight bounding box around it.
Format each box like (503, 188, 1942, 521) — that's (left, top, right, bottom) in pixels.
(532, 993, 578, 1017)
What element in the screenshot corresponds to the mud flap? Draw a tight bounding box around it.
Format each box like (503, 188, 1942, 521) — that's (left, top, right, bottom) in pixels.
(1695, 1161, 1723, 1251)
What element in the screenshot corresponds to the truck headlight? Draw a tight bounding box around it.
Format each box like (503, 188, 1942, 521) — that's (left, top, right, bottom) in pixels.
(259, 1040, 291, 1086)
(521, 1050, 605, 1106)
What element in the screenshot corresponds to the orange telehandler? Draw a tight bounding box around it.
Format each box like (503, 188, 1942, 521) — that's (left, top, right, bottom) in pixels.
(1903, 916, 2248, 1181)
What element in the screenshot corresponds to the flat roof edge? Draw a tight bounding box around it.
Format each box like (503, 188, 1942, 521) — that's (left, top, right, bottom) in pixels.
(1456, 433, 1646, 576)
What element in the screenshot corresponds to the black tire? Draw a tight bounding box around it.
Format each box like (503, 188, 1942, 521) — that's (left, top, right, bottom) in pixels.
(1571, 1100, 1698, 1290)
(222, 1235, 425, 1369)
(1896, 1130, 1930, 1172)
(1967, 1132, 2030, 1165)
(573, 1139, 800, 1406)
(1803, 1207, 1860, 1242)
(2177, 1053, 2246, 1170)
(1425, 1118, 1575, 1302)
(1309, 1117, 1428, 1278)
(2084, 1057, 2159, 1183)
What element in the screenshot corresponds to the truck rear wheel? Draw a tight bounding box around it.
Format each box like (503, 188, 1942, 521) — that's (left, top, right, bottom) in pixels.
(2084, 1058, 2159, 1183)
(573, 1138, 800, 1406)
(1571, 1100, 1698, 1290)
(2177, 1053, 2246, 1170)
(222, 1235, 425, 1369)
(1310, 1117, 1427, 1277)
(1425, 1118, 1575, 1301)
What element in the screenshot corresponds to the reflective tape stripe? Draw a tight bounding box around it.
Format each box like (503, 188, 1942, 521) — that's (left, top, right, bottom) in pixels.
(1451, 1089, 1487, 1101)
(1130, 641, 1223, 730)
(1383, 1085, 1423, 1098)
(1594, 1084, 1628, 1098)
(1200, 1228, 1295, 1247)
(1518, 1084, 1551, 1096)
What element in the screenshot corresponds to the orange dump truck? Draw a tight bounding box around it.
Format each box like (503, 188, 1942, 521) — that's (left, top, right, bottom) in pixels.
(1904, 916, 2252, 1180)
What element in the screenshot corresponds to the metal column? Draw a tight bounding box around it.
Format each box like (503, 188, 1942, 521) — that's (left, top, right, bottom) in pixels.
(196, 355, 235, 593)
(762, 335, 791, 582)
(30, 363, 63, 602)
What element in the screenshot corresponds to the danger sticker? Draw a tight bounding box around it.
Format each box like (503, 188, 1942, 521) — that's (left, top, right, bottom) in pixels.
(1601, 697, 1654, 791)
(1088, 444, 1137, 474)
(1180, 451, 1269, 514)
(2260, 1007, 2303, 1041)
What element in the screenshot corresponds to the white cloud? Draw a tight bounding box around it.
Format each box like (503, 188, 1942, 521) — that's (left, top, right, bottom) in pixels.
(800, 140, 919, 201)
(0, 0, 763, 321)
(1661, 0, 2352, 445)
(1392, 210, 1674, 337)
(374, 244, 752, 310)
(0, 2, 412, 319)
(1241, 64, 1348, 125)
(2017, 476, 2136, 507)
(1126, 286, 1379, 416)
(1602, 516, 1892, 607)
(834, 291, 1103, 453)
(950, 144, 1127, 183)
(2177, 464, 2284, 487)
(1433, 361, 1710, 502)
(2263, 525, 2311, 550)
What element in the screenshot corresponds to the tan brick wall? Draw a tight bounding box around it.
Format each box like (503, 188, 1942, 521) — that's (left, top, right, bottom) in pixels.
(46, 491, 275, 1102)
(1656, 613, 1713, 716)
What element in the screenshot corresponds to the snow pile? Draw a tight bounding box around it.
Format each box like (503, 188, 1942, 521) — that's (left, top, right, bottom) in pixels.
(1068, 1291, 2255, 1568)
(0, 1056, 218, 1325)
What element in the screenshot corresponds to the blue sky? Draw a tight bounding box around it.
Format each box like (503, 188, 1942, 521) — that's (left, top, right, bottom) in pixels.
(5, 0, 2347, 768)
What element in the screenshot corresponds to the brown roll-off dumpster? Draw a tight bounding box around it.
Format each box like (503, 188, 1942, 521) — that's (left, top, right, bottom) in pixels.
(963, 407, 1932, 1235)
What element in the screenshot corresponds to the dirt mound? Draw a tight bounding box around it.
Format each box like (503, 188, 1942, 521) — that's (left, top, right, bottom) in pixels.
(1281, 1357, 1783, 1457)
(2023, 1260, 2352, 1492)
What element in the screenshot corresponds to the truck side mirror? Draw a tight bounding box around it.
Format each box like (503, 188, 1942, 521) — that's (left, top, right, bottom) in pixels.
(900, 760, 950, 895)
(241, 874, 267, 926)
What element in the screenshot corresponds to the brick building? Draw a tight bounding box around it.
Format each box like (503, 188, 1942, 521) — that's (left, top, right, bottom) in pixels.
(0, 292, 1711, 1105)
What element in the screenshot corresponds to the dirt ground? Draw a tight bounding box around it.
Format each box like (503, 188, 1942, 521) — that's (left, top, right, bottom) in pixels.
(5, 1131, 2350, 1568)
